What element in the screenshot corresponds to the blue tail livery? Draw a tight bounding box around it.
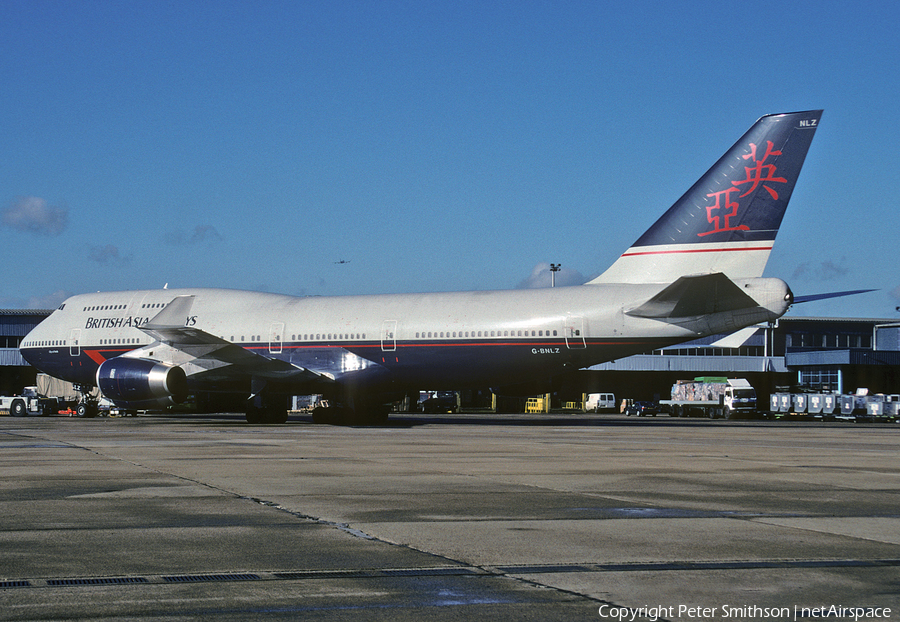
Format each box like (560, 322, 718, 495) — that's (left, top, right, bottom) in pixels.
(591, 110, 822, 284)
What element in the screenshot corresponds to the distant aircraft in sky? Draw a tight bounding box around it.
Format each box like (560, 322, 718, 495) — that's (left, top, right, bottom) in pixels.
(22, 111, 827, 424)
(334, 259, 351, 264)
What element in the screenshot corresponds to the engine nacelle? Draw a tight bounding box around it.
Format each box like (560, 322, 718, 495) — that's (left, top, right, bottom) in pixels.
(96, 358, 188, 408)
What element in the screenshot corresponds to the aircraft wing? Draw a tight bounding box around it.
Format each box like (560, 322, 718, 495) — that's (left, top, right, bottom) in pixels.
(135, 295, 331, 385)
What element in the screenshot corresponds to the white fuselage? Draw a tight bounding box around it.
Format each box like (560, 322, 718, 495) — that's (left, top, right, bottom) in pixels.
(21, 279, 789, 404)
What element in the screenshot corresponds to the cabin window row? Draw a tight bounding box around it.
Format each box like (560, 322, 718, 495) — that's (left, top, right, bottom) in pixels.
(22, 340, 66, 348)
(21, 338, 152, 348)
(292, 334, 366, 341)
(229, 334, 369, 342)
(81, 303, 167, 312)
(414, 329, 558, 338)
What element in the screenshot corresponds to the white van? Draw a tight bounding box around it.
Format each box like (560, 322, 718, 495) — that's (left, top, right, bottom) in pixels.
(585, 393, 616, 413)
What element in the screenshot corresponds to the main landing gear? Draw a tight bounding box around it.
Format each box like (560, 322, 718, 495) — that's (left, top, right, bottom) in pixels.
(242, 393, 390, 426)
(73, 384, 99, 418)
(245, 394, 289, 424)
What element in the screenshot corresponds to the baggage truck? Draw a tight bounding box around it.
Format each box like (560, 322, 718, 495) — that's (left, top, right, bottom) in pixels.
(660, 377, 757, 419)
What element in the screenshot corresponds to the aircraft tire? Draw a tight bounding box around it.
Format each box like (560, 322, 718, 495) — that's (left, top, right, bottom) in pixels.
(246, 399, 288, 424)
(311, 406, 330, 424)
(245, 409, 263, 424)
(76, 402, 98, 418)
(11, 399, 26, 417)
(266, 408, 288, 424)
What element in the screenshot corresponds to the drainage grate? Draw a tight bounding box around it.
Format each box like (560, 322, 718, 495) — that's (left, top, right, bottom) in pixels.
(380, 567, 480, 577)
(496, 559, 900, 574)
(274, 570, 373, 580)
(273, 567, 480, 581)
(14, 559, 898, 591)
(162, 573, 260, 583)
(46, 577, 149, 586)
(495, 564, 592, 574)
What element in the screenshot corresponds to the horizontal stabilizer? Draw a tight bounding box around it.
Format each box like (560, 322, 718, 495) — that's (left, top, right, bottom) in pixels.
(626, 273, 758, 319)
(710, 325, 762, 349)
(791, 289, 876, 304)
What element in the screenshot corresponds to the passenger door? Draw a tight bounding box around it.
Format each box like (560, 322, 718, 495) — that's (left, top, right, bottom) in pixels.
(565, 316, 586, 349)
(69, 328, 81, 357)
(269, 322, 284, 354)
(381, 320, 397, 352)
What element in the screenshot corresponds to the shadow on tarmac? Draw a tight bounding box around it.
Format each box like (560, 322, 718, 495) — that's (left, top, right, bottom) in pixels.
(109, 410, 852, 430)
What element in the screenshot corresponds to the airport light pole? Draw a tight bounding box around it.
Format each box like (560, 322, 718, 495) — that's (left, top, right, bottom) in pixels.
(550, 263, 561, 288)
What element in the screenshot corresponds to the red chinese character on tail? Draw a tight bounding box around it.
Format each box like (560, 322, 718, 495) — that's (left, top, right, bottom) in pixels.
(734, 140, 787, 199)
(699, 187, 747, 237)
(699, 141, 787, 237)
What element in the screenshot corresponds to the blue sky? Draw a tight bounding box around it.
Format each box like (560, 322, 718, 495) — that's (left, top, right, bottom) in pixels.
(2, 0, 898, 319)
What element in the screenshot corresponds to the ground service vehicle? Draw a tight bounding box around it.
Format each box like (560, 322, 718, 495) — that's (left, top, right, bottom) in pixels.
(770, 389, 898, 422)
(1, 386, 63, 417)
(419, 391, 459, 413)
(625, 401, 659, 417)
(0, 375, 102, 418)
(660, 377, 757, 419)
(585, 393, 616, 413)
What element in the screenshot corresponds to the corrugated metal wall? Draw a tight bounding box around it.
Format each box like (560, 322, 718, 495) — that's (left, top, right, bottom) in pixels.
(0, 349, 27, 366)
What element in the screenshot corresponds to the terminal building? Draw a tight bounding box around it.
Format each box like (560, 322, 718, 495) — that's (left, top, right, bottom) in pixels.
(580, 317, 900, 404)
(0, 309, 52, 396)
(3, 309, 899, 408)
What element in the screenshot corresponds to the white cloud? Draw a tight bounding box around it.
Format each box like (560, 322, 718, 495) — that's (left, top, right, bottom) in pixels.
(165, 224, 223, 245)
(792, 258, 849, 281)
(88, 244, 132, 265)
(2, 196, 68, 236)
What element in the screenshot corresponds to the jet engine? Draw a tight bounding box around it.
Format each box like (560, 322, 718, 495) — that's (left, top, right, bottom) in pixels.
(96, 358, 188, 408)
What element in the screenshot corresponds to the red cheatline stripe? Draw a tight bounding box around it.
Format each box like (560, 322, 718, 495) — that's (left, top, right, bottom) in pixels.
(622, 245, 772, 257)
(84, 350, 107, 365)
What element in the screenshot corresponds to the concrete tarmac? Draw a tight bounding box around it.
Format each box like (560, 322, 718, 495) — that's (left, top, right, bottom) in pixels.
(1, 412, 899, 621)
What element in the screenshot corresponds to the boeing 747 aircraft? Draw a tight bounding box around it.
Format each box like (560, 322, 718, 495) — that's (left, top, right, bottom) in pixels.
(21, 110, 823, 423)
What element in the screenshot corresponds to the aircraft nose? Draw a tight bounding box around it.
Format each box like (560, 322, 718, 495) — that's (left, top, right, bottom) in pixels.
(19, 328, 39, 364)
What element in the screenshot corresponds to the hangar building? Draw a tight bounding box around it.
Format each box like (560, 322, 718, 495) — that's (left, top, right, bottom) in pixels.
(0, 309, 52, 396)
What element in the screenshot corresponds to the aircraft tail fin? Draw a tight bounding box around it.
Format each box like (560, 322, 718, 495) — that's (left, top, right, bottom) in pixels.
(590, 110, 822, 284)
